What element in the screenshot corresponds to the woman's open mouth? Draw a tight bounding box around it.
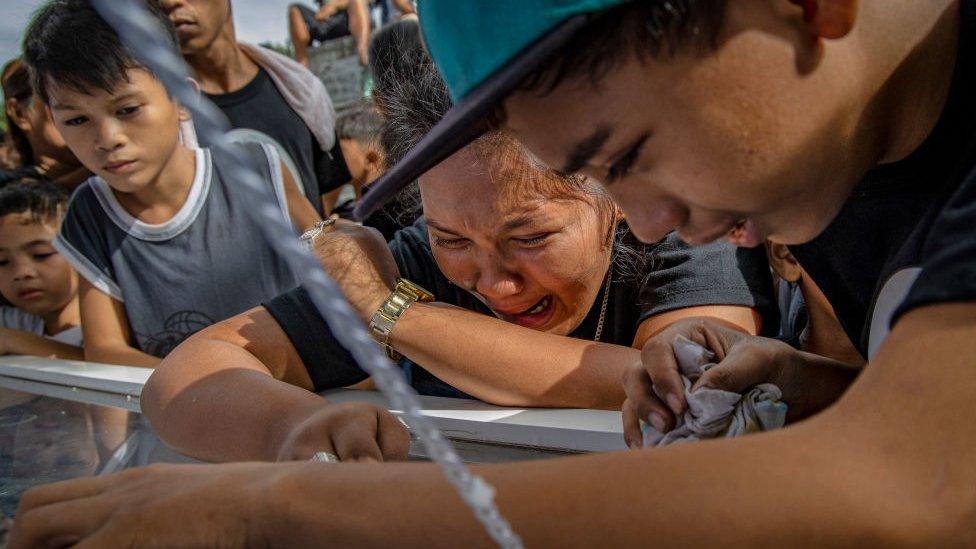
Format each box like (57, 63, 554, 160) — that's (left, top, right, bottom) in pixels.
(494, 295, 556, 329)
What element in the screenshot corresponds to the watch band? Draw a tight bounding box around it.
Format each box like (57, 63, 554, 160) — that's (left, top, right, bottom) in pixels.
(368, 278, 434, 360)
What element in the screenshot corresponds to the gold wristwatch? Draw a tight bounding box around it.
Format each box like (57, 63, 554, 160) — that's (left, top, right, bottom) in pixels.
(368, 278, 435, 360)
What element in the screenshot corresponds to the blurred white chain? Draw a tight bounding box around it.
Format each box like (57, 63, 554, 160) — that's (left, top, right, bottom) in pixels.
(90, 2, 522, 547)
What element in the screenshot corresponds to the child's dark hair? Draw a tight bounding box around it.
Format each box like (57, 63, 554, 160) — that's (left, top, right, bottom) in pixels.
(22, 0, 179, 105)
(336, 100, 384, 145)
(0, 180, 69, 225)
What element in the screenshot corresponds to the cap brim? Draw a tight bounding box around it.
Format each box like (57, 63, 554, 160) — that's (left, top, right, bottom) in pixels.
(354, 13, 590, 221)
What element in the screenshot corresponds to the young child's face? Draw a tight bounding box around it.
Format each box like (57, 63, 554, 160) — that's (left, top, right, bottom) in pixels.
(0, 213, 78, 318)
(48, 68, 187, 194)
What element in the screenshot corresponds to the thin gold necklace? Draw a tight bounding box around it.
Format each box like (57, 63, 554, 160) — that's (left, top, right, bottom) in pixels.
(593, 265, 612, 342)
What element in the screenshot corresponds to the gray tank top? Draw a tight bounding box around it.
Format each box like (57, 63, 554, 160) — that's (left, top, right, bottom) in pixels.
(55, 143, 299, 357)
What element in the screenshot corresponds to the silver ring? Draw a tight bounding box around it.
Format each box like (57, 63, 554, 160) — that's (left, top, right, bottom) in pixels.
(300, 215, 339, 247)
(310, 451, 340, 463)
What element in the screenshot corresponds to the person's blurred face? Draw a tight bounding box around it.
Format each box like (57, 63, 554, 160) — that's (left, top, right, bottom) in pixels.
(420, 139, 614, 336)
(47, 69, 188, 195)
(504, 2, 866, 247)
(26, 100, 74, 164)
(5, 95, 76, 165)
(156, 0, 233, 55)
(0, 213, 77, 319)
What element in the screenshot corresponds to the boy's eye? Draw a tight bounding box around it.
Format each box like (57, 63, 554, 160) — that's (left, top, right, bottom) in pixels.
(434, 236, 469, 249)
(64, 116, 88, 127)
(0, 260, 8, 267)
(606, 133, 650, 184)
(117, 105, 141, 116)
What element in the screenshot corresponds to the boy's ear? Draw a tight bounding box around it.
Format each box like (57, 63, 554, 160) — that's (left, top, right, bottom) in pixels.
(177, 77, 202, 122)
(789, 0, 858, 40)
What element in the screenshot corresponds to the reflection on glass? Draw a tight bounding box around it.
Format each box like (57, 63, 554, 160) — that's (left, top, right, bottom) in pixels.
(0, 386, 200, 530)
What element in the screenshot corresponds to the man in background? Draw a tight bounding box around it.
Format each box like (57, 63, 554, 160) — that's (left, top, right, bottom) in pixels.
(158, 0, 353, 214)
(288, 0, 371, 67)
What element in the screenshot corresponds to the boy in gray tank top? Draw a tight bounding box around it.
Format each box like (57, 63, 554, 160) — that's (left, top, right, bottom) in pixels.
(25, 2, 320, 364)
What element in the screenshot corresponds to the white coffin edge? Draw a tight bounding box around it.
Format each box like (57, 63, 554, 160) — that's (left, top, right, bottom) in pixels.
(0, 356, 627, 454)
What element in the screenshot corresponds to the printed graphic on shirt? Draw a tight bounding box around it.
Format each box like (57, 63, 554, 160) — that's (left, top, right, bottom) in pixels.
(137, 310, 216, 357)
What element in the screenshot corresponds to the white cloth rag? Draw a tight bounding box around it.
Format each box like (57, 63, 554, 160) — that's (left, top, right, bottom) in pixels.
(642, 335, 788, 447)
(238, 42, 337, 151)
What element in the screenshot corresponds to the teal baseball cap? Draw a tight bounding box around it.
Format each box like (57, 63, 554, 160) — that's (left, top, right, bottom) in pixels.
(354, 0, 630, 220)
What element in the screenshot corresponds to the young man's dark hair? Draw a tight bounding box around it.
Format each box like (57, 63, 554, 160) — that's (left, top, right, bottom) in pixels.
(519, 0, 728, 94)
(23, 0, 179, 105)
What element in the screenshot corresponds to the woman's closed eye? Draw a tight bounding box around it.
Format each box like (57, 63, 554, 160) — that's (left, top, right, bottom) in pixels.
(513, 233, 552, 247)
(434, 236, 470, 249)
(33, 252, 57, 261)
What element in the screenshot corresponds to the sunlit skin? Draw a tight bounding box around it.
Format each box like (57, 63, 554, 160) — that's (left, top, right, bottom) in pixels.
(420, 141, 613, 335)
(0, 213, 79, 335)
(46, 69, 196, 223)
(503, 0, 956, 246)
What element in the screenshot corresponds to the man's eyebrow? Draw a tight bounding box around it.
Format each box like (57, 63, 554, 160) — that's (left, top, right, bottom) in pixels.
(559, 125, 613, 175)
(425, 219, 462, 236)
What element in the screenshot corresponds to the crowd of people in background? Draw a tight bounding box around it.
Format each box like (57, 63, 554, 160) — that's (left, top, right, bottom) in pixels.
(2, 0, 976, 545)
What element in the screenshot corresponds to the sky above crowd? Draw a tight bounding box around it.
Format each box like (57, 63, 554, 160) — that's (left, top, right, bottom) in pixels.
(2, 0, 293, 69)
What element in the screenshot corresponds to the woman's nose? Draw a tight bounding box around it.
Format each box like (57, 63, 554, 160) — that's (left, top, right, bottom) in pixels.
(473, 257, 523, 300)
